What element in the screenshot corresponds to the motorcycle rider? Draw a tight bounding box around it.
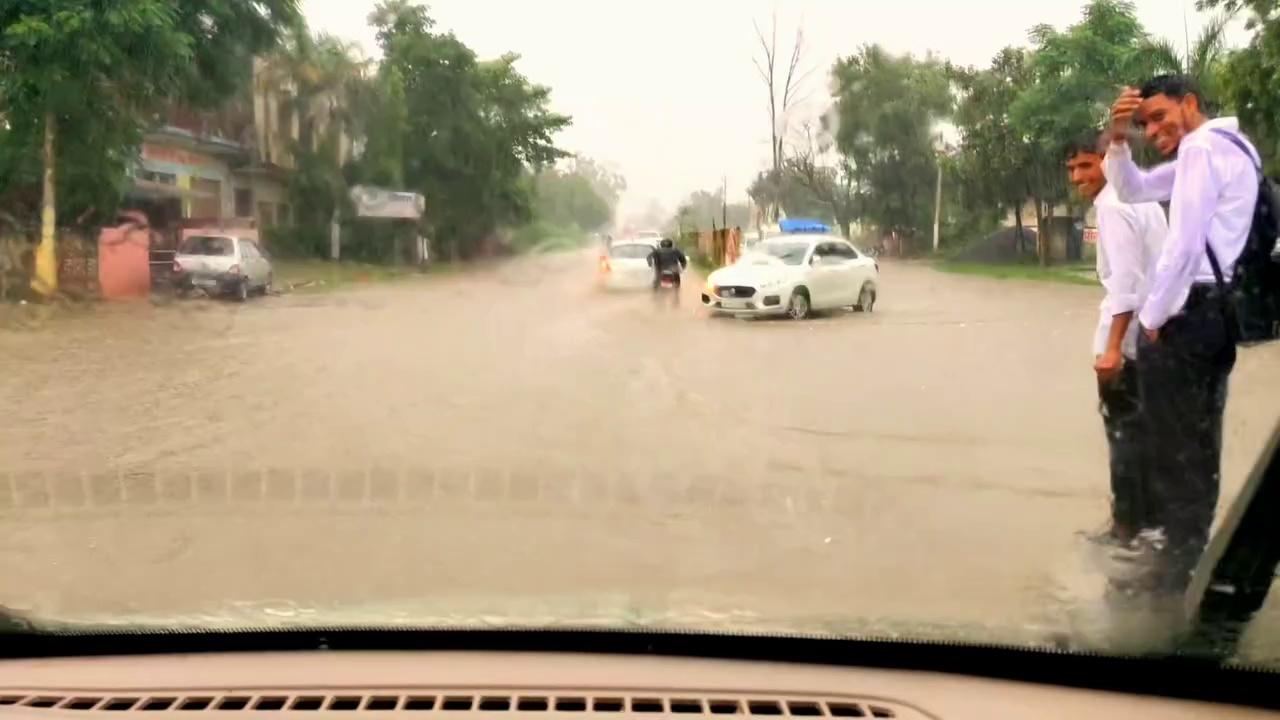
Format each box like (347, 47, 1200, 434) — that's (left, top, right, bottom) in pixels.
(646, 238, 688, 290)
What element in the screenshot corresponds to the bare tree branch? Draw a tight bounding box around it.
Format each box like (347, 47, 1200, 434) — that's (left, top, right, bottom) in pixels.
(751, 56, 772, 88)
(781, 26, 805, 109)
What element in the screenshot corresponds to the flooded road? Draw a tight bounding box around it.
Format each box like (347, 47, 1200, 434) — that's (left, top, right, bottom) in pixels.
(2, 250, 1278, 653)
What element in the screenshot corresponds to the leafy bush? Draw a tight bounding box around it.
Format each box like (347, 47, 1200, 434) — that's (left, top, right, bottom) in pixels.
(510, 219, 588, 254)
(262, 225, 329, 259)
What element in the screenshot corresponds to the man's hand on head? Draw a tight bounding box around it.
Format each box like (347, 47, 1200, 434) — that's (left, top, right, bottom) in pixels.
(1110, 87, 1142, 144)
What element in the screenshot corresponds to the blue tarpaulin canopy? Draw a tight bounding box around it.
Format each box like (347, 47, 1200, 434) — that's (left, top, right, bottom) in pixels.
(778, 218, 831, 234)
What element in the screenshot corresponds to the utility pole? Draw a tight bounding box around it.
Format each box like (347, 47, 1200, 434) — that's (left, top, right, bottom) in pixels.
(722, 175, 728, 229)
(932, 134, 944, 254)
(932, 161, 942, 253)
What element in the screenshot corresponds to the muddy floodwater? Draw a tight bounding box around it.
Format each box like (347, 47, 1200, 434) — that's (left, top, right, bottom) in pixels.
(2, 251, 1278, 658)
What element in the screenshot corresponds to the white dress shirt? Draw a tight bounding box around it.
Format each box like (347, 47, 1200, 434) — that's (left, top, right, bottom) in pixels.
(1092, 184, 1167, 358)
(1103, 117, 1261, 330)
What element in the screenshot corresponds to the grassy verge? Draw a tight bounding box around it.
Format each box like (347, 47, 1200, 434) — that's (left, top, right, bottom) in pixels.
(274, 259, 439, 293)
(934, 261, 1096, 286)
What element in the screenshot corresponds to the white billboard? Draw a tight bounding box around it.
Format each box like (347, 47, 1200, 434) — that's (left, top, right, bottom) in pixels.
(350, 185, 425, 220)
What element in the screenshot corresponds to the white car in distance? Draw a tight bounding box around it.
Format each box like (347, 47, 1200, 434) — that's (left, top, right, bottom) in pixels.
(598, 240, 659, 290)
(702, 236, 878, 319)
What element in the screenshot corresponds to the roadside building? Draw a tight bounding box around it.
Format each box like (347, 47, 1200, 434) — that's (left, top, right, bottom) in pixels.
(120, 58, 306, 249)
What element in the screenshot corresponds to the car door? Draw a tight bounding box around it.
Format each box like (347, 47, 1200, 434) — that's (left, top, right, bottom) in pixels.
(831, 242, 866, 305)
(807, 242, 843, 309)
(235, 239, 255, 287)
(239, 239, 265, 287)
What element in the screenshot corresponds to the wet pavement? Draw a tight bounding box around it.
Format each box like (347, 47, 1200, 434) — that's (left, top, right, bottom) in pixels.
(2, 250, 1278, 656)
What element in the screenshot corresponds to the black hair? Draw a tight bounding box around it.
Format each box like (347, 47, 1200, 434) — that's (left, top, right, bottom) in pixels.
(1063, 130, 1107, 161)
(1139, 74, 1212, 114)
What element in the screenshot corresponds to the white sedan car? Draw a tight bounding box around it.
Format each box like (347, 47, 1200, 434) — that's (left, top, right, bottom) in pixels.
(598, 241, 659, 290)
(702, 235, 878, 319)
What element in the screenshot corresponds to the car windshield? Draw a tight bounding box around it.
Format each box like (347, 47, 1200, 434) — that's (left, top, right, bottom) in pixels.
(3, 0, 1280, 683)
(745, 242, 811, 266)
(610, 244, 652, 259)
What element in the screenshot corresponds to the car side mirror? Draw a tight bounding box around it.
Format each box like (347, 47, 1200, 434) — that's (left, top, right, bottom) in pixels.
(810, 255, 822, 266)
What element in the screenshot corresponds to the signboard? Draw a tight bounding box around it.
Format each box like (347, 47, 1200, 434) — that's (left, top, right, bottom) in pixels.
(1083, 227, 1099, 245)
(142, 143, 217, 169)
(350, 185, 425, 219)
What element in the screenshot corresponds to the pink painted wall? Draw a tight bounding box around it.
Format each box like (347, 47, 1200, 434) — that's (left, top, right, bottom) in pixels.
(97, 224, 151, 300)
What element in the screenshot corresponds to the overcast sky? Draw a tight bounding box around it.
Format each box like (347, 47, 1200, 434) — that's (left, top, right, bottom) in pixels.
(301, 0, 1247, 223)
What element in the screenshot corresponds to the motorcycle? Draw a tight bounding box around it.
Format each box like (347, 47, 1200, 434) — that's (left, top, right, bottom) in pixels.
(653, 267, 682, 308)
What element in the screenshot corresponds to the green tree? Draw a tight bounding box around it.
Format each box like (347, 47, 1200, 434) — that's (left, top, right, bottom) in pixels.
(1142, 10, 1236, 111)
(265, 29, 369, 256)
(348, 67, 410, 190)
(783, 152, 861, 239)
(563, 155, 627, 211)
(1200, 0, 1280, 172)
(532, 167, 612, 232)
(671, 189, 751, 233)
(1009, 0, 1151, 263)
(0, 0, 298, 294)
(830, 44, 951, 250)
(747, 169, 833, 223)
(371, 0, 570, 259)
(950, 47, 1037, 254)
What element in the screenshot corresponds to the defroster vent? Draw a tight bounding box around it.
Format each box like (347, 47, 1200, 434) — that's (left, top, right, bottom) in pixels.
(0, 693, 908, 719)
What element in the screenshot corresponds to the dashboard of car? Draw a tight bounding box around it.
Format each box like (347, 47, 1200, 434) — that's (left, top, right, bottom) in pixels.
(0, 649, 1271, 720)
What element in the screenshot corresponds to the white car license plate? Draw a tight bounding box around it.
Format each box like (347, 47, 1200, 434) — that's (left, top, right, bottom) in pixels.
(721, 300, 749, 310)
(194, 278, 218, 288)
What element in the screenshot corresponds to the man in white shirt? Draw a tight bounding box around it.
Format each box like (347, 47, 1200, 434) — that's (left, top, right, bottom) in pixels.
(1065, 133, 1167, 548)
(1105, 75, 1261, 593)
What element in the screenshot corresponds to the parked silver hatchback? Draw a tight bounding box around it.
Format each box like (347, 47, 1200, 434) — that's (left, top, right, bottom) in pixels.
(173, 235, 273, 301)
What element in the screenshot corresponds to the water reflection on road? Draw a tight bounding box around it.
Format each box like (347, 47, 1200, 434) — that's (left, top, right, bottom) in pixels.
(2, 250, 1278, 659)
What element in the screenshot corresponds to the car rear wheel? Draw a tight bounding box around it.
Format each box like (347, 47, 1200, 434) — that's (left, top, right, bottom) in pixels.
(856, 284, 876, 312)
(261, 273, 273, 296)
(234, 279, 249, 303)
(787, 288, 811, 320)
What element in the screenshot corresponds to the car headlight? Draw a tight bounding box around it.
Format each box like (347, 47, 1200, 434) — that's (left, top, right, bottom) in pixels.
(704, 280, 716, 294)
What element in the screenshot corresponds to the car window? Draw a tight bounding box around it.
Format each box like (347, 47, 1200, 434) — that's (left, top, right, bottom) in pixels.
(178, 236, 234, 256)
(833, 243, 859, 259)
(240, 241, 258, 259)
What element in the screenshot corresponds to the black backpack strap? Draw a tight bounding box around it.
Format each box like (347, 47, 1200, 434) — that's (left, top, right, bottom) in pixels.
(1203, 129, 1264, 289)
(1207, 244, 1227, 292)
(1209, 128, 1263, 178)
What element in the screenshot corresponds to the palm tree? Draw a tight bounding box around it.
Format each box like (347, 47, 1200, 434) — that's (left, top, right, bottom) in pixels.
(259, 29, 370, 249)
(1141, 11, 1236, 111)
(265, 30, 367, 158)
